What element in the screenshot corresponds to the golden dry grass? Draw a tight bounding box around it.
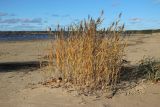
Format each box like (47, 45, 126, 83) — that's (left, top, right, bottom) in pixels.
(48, 12, 126, 92)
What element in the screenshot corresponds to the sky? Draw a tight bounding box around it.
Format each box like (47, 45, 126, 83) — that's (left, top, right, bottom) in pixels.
(0, 0, 160, 31)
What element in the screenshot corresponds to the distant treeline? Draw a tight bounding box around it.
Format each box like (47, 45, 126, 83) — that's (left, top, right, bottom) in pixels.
(125, 29, 160, 34)
(0, 29, 160, 35)
(0, 31, 49, 35)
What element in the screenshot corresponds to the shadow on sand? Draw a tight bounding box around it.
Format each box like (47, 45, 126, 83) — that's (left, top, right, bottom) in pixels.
(0, 61, 48, 72)
(0, 60, 151, 92)
(0, 61, 145, 81)
(0, 60, 154, 97)
(116, 64, 148, 91)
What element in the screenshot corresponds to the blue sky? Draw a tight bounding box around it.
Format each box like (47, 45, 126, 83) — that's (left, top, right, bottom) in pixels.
(0, 0, 160, 31)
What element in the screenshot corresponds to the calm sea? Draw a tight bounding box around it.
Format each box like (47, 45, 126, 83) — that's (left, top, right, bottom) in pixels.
(0, 34, 54, 41)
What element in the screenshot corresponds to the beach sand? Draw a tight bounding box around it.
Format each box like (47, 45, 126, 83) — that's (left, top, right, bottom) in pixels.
(0, 34, 160, 107)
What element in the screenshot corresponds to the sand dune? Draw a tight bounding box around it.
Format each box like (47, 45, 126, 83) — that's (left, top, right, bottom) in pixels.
(0, 34, 160, 107)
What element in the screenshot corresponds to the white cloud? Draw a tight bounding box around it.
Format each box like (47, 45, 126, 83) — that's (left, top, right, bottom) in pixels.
(0, 12, 15, 17)
(129, 18, 143, 23)
(0, 18, 42, 24)
(153, 0, 160, 4)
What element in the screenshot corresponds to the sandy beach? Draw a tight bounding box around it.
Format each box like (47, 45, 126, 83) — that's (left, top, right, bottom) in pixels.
(0, 33, 160, 107)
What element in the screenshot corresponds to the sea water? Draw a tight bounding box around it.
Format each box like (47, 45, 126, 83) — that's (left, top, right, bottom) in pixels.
(0, 34, 54, 41)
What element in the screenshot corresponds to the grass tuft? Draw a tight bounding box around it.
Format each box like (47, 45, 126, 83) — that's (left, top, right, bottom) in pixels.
(138, 57, 160, 82)
(48, 11, 126, 93)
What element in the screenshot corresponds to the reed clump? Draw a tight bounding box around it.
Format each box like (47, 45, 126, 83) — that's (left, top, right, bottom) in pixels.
(48, 12, 126, 93)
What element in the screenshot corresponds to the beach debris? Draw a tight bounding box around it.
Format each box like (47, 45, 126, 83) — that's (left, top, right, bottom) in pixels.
(79, 97, 87, 105)
(104, 89, 117, 99)
(101, 104, 111, 107)
(25, 83, 38, 89)
(8, 75, 15, 78)
(125, 84, 146, 95)
(40, 77, 63, 88)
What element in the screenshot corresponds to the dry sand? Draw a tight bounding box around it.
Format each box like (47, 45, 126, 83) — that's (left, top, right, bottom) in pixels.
(0, 34, 160, 107)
